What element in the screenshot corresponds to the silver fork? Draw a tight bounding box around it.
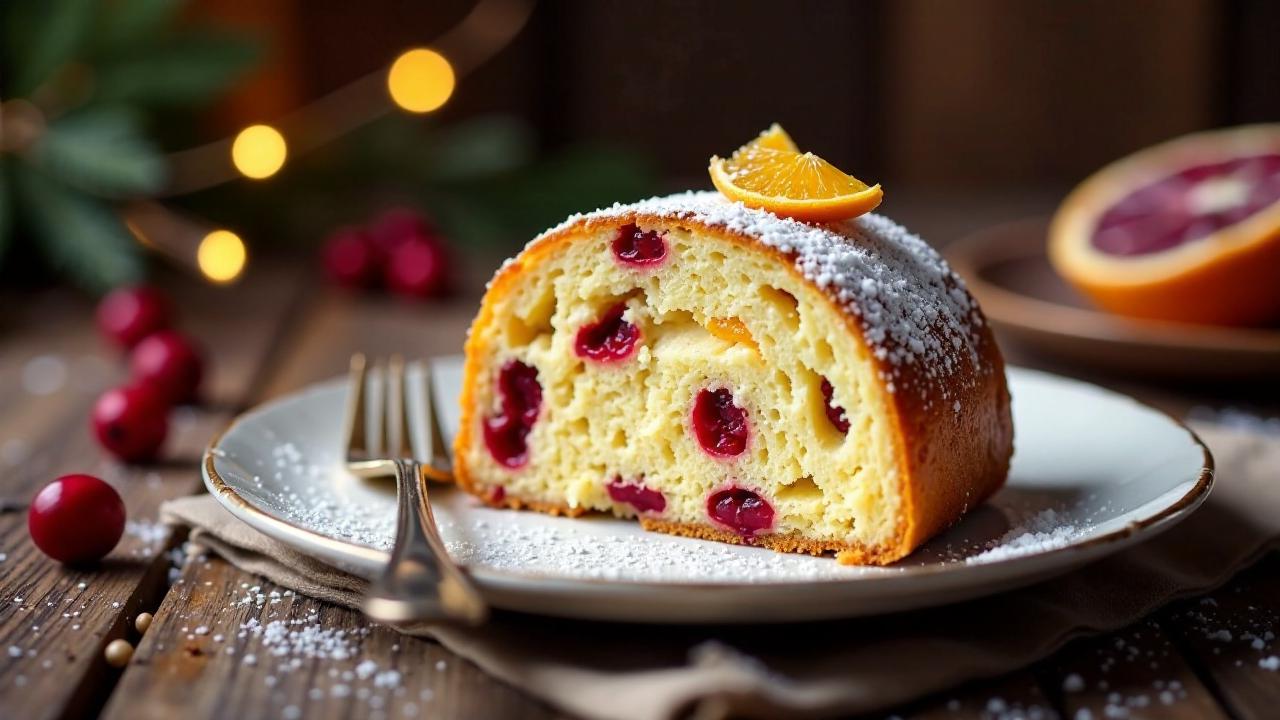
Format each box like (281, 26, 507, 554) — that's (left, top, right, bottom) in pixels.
(344, 353, 488, 625)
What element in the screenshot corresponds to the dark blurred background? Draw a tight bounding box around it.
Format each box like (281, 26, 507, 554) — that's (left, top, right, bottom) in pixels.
(198, 0, 1280, 249)
(2, 0, 1279, 292)
(274, 0, 1277, 189)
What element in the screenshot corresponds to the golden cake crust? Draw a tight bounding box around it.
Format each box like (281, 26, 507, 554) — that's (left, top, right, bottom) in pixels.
(454, 194, 1012, 565)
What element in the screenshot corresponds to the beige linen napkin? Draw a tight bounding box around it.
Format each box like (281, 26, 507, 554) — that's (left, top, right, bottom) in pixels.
(161, 423, 1279, 720)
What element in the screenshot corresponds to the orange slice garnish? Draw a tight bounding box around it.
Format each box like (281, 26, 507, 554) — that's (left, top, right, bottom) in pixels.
(747, 123, 798, 153)
(709, 125, 882, 222)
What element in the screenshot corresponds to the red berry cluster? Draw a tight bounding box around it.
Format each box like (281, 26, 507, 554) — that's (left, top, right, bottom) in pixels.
(26, 286, 205, 565)
(321, 207, 453, 298)
(92, 286, 205, 462)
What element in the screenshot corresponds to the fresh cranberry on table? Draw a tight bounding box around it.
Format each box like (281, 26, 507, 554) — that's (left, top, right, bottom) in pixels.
(92, 384, 169, 462)
(96, 286, 172, 349)
(321, 227, 380, 288)
(385, 235, 451, 299)
(130, 330, 204, 405)
(28, 474, 126, 564)
(368, 207, 436, 258)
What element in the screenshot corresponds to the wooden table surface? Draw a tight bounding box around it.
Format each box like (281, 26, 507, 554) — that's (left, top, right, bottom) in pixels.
(1, 254, 1277, 720)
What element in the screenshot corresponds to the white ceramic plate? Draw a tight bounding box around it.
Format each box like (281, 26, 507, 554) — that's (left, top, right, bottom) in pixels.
(203, 358, 1212, 623)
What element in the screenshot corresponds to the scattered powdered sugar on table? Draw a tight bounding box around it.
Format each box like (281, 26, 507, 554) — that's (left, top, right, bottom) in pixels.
(124, 518, 169, 554)
(1186, 406, 1280, 437)
(240, 616, 359, 661)
(127, 564, 430, 717)
(527, 191, 989, 400)
(1040, 587, 1280, 717)
(1167, 585, 1278, 672)
(965, 508, 1081, 565)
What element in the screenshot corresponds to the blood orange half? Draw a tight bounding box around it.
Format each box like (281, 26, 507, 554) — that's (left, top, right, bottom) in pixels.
(1049, 125, 1280, 327)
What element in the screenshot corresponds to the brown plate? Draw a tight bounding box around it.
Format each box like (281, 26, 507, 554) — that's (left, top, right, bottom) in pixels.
(947, 218, 1280, 380)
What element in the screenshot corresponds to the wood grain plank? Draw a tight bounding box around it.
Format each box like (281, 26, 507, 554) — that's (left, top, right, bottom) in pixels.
(1038, 619, 1229, 720)
(1160, 554, 1280, 720)
(101, 554, 563, 720)
(0, 263, 306, 720)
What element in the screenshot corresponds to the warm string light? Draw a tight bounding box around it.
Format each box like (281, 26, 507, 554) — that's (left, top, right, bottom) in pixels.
(160, 0, 533, 196)
(119, 0, 533, 286)
(231, 124, 288, 179)
(225, 49, 455, 183)
(387, 48, 456, 113)
(197, 230, 247, 283)
(122, 203, 251, 286)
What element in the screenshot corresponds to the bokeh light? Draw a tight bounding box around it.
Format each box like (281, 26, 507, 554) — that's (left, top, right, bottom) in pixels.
(231, 125, 287, 179)
(387, 48, 455, 113)
(197, 230, 247, 284)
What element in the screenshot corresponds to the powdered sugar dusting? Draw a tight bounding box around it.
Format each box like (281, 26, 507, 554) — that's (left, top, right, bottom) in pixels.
(530, 191, 988, 398)
(966, 509, 1081, 565)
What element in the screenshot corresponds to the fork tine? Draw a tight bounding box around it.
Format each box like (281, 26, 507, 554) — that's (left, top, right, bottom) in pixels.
(421, 360, 453, 482)
(387, 354, 411, 459)
(343, 353, 369, 463)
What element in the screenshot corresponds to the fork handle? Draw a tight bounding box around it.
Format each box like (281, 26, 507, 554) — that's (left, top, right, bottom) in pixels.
(363, 459, 488, 625)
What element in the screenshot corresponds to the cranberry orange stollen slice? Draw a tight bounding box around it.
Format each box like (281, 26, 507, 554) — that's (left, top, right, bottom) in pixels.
(1050, 124, 1280, 326)
(454, 191, 1012, 566)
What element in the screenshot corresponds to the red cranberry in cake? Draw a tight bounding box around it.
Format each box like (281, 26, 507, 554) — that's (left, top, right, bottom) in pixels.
(692, 388, 749, 458)
(497, 360, 541, 423)
(612, 224, 667, 267)
(575, 302, 641, 363)
(483, 361, 541, 468)
(820, 378, 850, 434)
(707, 487, 774, 537)
(483, 417, 529, 468)
(606, 477, 666, 513)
